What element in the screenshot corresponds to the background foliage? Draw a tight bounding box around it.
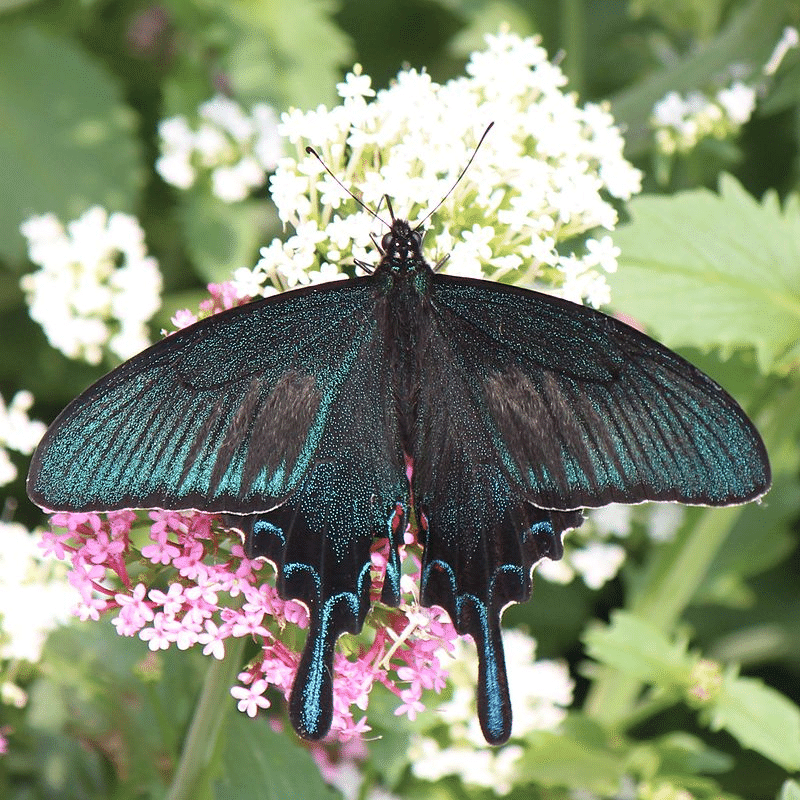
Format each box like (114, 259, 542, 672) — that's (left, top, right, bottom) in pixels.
(1, 0, 800, 798)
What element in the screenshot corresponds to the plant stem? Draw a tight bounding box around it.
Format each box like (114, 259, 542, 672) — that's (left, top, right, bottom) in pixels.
(166, 635, 247, 800)
(585, 505, 744, 726)
(561, 0, 586, 97)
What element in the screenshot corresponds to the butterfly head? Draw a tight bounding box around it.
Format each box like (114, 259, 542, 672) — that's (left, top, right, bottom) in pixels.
(378, 219, 430, 278)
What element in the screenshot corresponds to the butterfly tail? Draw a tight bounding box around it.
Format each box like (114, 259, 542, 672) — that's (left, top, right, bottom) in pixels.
(420, 503, 581, 744)
(233, 508, 374, 741)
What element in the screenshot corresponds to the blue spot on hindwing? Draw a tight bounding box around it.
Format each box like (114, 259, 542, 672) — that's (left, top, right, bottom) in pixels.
(420, 558, 517, 743)
(253, 519, 285, 545)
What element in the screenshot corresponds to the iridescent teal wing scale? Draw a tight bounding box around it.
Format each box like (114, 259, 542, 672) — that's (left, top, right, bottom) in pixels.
(28, 279, 406, 513)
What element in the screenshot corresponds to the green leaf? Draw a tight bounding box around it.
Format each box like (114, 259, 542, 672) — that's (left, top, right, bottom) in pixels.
(223, 0, 352, 109)
(181, 194, 278, 284)
(610, 173, 800, 374)
(694, 475, 799, 607)
(213, 712, 339, 800)
(0, 24, 142, 263)
(628, 0, 727, 38)
(583, 611, 694, 684)
(707, 673, 800, 771)
(652, 732, 733, 775)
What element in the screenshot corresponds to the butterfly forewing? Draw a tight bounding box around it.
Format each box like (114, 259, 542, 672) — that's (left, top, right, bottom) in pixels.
(424, 275, 770, 510)
(28, 279, 401, 513)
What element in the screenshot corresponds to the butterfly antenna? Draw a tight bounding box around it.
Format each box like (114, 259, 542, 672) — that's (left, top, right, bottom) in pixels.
(305, 146, 390, 228)
(414, 121, 494, 231)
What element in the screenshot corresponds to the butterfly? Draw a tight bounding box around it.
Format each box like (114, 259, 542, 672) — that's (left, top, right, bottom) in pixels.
(27, 183, 770, 745)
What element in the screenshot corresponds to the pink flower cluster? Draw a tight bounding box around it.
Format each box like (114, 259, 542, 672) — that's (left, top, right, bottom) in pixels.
(170, 281, 249, 329)
(39, 506, 459, 740)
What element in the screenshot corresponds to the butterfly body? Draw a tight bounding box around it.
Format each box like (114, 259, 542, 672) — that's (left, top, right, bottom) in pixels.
(27, 216, 770, 744)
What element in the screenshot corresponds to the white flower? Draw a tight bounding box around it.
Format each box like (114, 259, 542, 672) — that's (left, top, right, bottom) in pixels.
(411, 629, 573, 795)
(716, 82, 757, 125)
(650, 58, 771, 157)
(764, 26, 799, 75)
(0, 390, 46, 486)
(647, 503, 685, 542)
(156, 116, 196, 188)
(237, 30, 640, 308)
(570, 541, 627, 590)
(156, 96, 283, 201)
(537, 504, 633, 589)
(20, 207, 161, 364)
(0, 522, 75, 663)
(337, 65, 376, 100)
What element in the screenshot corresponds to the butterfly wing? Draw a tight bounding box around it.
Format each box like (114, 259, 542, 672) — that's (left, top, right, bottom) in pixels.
(410, 274, 770, 743)
(420, 275, 770, 509)
(27, 278, 410, 740)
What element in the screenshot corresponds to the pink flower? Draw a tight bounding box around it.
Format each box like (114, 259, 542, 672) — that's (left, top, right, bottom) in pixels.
(112, 583, 154, 635)
(83, 530, 125, 564)
(141, 536, 180, 565)
(198, 620, 227, 659)
(394, 685, 425, 720)
(231, 679, 270, 717)
(231, 607, 268, 638)
(37, 404, 465, 746)
(171, 308, 198, 329)
(75, 596, 108, 621)
(139, 612, 176, 650)
(38, 529, 74, 559)
(149, 583, 185, 615)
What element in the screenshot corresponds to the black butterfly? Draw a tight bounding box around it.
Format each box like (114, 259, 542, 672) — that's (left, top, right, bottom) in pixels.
(27, 199, 770, 745)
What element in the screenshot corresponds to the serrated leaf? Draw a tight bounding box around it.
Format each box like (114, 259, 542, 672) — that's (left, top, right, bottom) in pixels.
(583, 611, 693, 684)
(0, 24, 141, 263)
(709, 674, 800, 770)
(610, 174, 800, 374)
(214, 712, 339, 800)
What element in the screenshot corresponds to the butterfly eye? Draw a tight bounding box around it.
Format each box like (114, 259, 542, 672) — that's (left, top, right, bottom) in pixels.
(381, 232, 394, 250)
(411, 230, 423, 247)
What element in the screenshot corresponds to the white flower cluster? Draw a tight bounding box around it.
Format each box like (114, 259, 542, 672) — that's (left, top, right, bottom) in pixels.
(409, 630, 573, 794)
(20, 207, 162, 365)
(0, 521, 74, 664)
(650, 80, 757, 156)
(157, 95, 283, 203)
(0, 390, 46, 486)
(233, 30, 641, 308)
(650, 26, 800, 158)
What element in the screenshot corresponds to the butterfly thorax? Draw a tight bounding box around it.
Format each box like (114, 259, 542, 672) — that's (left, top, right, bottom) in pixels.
(373, 219, 434, 444)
